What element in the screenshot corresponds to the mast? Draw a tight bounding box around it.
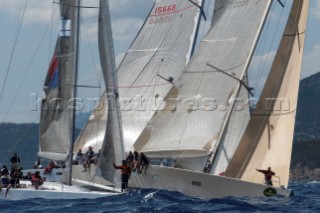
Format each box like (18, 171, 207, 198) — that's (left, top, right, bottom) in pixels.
(206, 0, 273, 172)
(67, 0, 81, 186)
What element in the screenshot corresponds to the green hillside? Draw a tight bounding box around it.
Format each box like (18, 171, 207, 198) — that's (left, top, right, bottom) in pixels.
(295, 72, 320, 141)
(290, 140, 320, 181)
(0, 123, 81, 169)
(0, 123, 38, 169)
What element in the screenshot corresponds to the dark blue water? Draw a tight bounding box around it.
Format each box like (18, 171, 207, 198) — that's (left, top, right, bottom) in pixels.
(1, 181, 319, 212)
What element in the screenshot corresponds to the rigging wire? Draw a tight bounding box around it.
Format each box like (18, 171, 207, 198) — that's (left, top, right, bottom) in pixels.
(78, 10, 102, 99)
(49, 0, 56, 67)
(2, 2, 57, 164)
(1, 26, 51, 123)
(74, 5, 101, 151)
(1, 117, 38, 166)
(250, 0, 288, 98)
(250, 2, 275, 81)
(0, 0, 29, 108)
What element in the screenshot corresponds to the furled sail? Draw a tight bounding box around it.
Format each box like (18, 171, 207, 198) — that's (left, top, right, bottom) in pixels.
(224, 0, 309, 187)
(133, 0, 272, 167)
(39, 0, 78, 161)
(96, 0, 124, 187)
(118, 0, 203, 151)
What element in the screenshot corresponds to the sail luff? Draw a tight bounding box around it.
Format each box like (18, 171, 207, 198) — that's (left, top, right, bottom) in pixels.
(224, 0, 309, 187)
(98, 0, 125, 188)
(67, 0, 81, 186)
(207, 0, 273, 172)
(188, 0, 204, 62)
(39, 0, 78, 161)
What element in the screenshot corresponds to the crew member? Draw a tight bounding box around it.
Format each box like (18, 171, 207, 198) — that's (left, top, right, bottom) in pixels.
(113, 160, 131, 191)
(256, 167, 275, 186)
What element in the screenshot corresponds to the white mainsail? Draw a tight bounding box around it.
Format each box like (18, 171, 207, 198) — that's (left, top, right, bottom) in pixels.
(133, 0, 272, 170)
(118, 0, 203, 150)
(74, 0, 203, 155)
(225, 0, 309, 187)
(39, 0, 78, 161)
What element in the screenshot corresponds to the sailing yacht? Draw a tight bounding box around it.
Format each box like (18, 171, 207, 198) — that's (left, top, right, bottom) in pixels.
(1, 0, 121, 200)
(73, 0, 204, 191)
(3, 0, 309, 200)
(127, 0, 309, 198)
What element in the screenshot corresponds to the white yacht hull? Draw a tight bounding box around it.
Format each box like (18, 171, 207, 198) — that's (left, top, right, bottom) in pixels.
(0, 182, 116, 200)
(0, 181, 119, 200)
(129, 166, 292, 199)
(2, 167, 121, 200)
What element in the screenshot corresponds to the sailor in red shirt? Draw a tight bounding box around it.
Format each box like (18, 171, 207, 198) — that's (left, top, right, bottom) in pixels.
(32, 171, 44, 189)
(256, 167, 275, 186)
(113, 160, 131, 191)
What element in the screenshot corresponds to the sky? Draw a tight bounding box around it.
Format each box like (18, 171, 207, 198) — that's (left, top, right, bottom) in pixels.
(0, 0, 319, 123)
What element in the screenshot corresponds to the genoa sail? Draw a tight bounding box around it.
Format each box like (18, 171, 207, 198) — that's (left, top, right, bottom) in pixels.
(96, 0, 125, 187)
(39, 0, 78, 161)
(210, 83, 251, 175)
(118, 0, 204, 151)
(74, 0, 204, 156)
(224, 0, 309, 187)
(73, 93, 108, 156)
(133, 0, 272, 170)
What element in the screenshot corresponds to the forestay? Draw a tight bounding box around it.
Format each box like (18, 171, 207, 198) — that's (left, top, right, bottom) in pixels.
(118, 0, 203, 151)
(39, 0, 78, 161)
(133, 0, 272, 162)
(225, 0, 309, 187)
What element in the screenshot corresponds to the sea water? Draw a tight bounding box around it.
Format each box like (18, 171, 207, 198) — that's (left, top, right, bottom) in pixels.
(0, 181, 319, 212)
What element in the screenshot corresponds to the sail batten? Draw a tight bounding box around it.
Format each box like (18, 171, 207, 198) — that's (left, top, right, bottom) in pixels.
(225, 0, 309, 187)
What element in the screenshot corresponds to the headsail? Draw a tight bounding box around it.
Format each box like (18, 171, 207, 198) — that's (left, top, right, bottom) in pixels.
(224, 0, 309, 187)
(118, 0, 203, 151)
(74, 0, 203, 156)
(96, 0, 124, 187)
(133, 0, 272, 171)
(73, 94, 108, 155)
(210, 83, 250, 175)
(39, 0, 78, 161)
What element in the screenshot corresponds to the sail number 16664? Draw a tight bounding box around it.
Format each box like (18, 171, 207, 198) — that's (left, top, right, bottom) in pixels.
(154, 4, 176, 15)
